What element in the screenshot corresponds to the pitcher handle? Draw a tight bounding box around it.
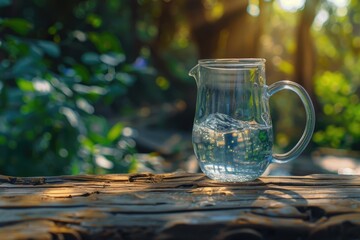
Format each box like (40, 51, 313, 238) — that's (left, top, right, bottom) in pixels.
(267, 80, 315, 163)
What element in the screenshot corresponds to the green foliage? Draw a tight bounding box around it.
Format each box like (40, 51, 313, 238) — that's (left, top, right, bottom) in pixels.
(312, 0, 360, 150)
(0, 0, 143, 176)
(314, 69, 360, 149)
(1, 18, 33, 35)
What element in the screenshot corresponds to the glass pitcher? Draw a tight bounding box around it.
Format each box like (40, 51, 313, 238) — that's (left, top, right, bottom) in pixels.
(189, 59, 315, 182)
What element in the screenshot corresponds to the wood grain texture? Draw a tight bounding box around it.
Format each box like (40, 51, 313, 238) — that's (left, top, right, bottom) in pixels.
(1, 172, 360, 240)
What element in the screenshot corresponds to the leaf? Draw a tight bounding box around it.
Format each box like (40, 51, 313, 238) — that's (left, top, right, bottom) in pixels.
(86, 13, 102, 28)
(50, 77, 73, 97)
(95, 154, 114, 169)
(0, 0, 11, 7)
(36, 40, 60, 58)
(116, 73, 135, 85)
(59, 106, 79, 128)
(73, 84, 107, 95)
(2, 18, 33, 35)
(76, 98, 94, 114)
(88, 131, 109, 145)
(107, 122, 123, 142)
(100, 52, 125, 66)
(16, 78, 34, 91)
(80, 135, 95, 152)
(128, 155, 138, 173)
(70, 159, 81, 175)
(29, 44, 44, 58)
(12, 57, 35, 76)
(73, 64, 90, 82)
(88, 32, 123, 53)
(81, 52, 100, 65)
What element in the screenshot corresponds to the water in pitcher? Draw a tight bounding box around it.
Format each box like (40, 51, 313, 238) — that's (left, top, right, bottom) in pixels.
(192, 113, 273, 182)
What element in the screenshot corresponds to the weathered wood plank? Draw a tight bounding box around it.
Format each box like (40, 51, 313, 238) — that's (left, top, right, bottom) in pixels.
(1, 172, 360, 239)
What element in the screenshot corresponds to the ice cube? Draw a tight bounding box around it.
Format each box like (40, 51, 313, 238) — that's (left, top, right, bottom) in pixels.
(202, 113, 248, 132)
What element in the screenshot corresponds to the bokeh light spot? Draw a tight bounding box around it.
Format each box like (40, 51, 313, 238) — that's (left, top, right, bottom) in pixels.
(276, 0, 305, 12)
(156, 76, 170, 90)
(328, 0, 350, 8)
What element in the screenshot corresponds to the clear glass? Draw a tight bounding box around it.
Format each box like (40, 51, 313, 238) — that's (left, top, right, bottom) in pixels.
(189, 59, 315, 182)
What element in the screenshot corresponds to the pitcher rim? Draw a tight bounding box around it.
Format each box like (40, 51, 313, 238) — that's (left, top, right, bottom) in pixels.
(198, 58, 265, 67)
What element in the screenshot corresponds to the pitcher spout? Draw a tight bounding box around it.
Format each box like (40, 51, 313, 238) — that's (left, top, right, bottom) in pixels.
(189, 64, 199, 85)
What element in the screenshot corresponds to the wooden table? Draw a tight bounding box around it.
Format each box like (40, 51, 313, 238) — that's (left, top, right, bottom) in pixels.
(1, 173, 360, 240)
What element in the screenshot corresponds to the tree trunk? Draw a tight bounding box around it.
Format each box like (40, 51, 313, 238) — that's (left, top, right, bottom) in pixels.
(294, 0, 320, 109)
